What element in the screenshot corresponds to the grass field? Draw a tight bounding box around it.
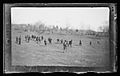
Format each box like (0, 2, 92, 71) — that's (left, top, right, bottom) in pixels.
(11, 26, 110, 67)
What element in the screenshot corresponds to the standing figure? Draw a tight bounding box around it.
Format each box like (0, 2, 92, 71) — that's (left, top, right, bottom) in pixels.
(90, 41, 92, 45)
(66, 41, 69, 47)
(57, 39, 59, 43)
(28, 36, 30, 43)
(36, 37, 38, 44)
(41, 36, 43, 40)
(25, 35, 29, 42)
(61, 39, 63, 44)
(48, 38, 52, 44)
(31, 35, 34, 40)
(34, 36, 36, 41)
(69, 40, 72, 47)
(44, 40, 47, 45)
(16, 36, 18, 44)
(97, 41, 100, 44)
(48, 38, 50, 43)
(63, 40, 67, 50)
(79, 40, 82, 46)
(25, 35, 27, 42)
(50, 38, 52, 44)
(38, 37, 41, 43)
(18, 36, 21, 45)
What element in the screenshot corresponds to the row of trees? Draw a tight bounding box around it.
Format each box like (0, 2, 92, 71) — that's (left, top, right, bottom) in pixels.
(14, 23, 109, 33)
(32, 20, 109, 33)
(98, 25, 109, 32)
(13, 20, 109, 37)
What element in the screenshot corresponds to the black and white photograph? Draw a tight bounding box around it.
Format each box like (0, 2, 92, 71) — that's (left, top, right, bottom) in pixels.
(3, 3, 117, 73)
(11, 7, 110, 67)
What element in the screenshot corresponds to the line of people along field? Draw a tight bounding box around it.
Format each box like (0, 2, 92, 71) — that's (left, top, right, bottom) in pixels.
(15, 34, 101, 51)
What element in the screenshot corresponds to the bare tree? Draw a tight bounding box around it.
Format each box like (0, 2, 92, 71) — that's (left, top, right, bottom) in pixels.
(102, 21, 109, 32)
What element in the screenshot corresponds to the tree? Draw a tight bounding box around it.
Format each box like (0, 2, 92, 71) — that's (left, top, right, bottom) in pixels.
(98, 26, 104, 32)
(56, 25, 59, 30)
(64, 25, 70, 31)
(103, 26, 109, 32)
(102, 21, 109, 32)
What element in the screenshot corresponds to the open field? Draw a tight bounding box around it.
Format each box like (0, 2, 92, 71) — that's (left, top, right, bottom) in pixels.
(11, 26, 110, 67)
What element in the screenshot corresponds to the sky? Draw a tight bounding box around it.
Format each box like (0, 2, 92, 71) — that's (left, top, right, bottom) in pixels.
(11, 7, 109, 31)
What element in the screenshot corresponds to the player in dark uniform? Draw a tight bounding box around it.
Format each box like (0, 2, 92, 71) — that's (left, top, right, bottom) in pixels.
(61, 39, 63, 44)
(57, 39, 59, 43)
(38, 37, 41, 43)
(41, 36, 43, 40)
(28, 35, 30, 43)
(90, 41, 92, 45)
(36, 36, 39, 44)
(44, 40, 47, 45)
(69, 40, 72, 47)
(63, 40, 67, 50)
(31, 35, 34, 40)
(48, 38, 52, 44)
(18, 36, 21, 45)
(16, 36, 18, 44)
(79, 40, 82, 46)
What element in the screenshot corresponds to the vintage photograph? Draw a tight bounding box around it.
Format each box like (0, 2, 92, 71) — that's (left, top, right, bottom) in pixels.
(11, 7, 110, 67)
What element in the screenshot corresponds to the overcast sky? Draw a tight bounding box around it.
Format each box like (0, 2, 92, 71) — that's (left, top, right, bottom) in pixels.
(11, 7, 109, 31)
